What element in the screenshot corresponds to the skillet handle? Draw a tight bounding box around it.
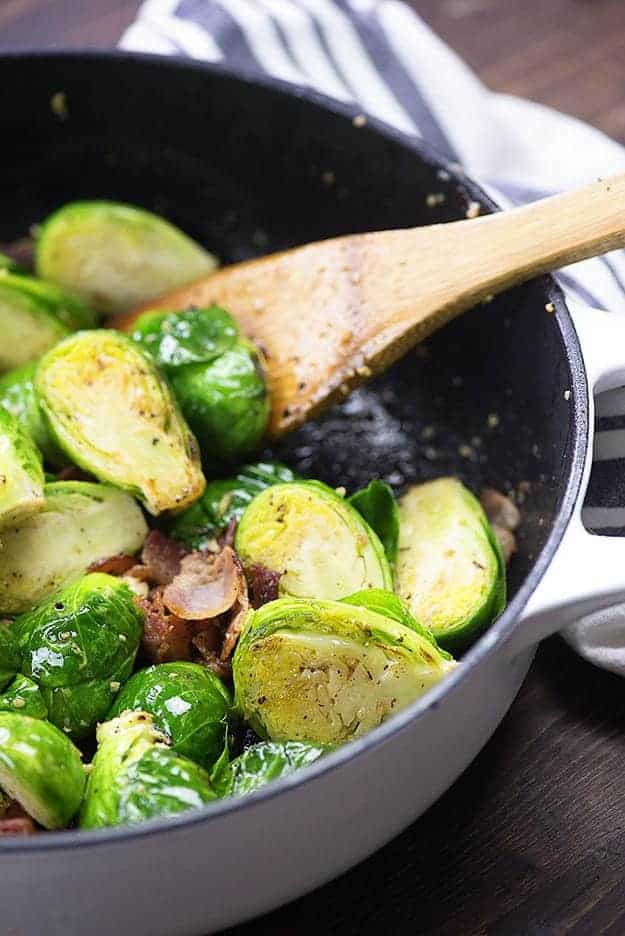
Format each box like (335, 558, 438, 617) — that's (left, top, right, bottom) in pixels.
(508, 302, 625, 661)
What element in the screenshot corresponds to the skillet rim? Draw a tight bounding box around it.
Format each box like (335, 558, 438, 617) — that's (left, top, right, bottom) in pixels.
(0, 49, 588, 853)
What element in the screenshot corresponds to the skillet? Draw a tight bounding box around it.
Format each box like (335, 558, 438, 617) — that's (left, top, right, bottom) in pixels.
(1, 51, 625, 936)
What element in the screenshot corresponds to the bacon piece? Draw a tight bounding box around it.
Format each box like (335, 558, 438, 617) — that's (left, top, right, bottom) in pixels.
(57, 465, 92, 482)
(246, 563, 281, 609)
(138, 589, 192, 663)
(218, 517, 238, 549)
(492, 525, 517, 564)
(140, 530, 188, 586)
(163, 547, 245, 621)
(0, 801, 38, 836)
(480, 488, 520, 531)
(87, 554, 136, 576)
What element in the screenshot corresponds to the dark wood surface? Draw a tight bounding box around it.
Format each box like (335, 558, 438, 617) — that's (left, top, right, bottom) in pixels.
(3, 2, 625, 933)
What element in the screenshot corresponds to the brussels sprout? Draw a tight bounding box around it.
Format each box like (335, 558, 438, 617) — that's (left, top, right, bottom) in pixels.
(35, 330, 206, 514)
(15, 573, 143, 738)
(0, 406, 44, 527)
(235, 481, 392, 600)
(36, 201, 218, 315)
(0, 621, 19, 691)
(211, 740, 327, 798)
(0, 361, 64, 464)
(395, 478, 506, 651)
(0, 481, 148, 615)
(0, 675, 48, 719)
(168, 460, 298, 549)
(349, 480, 400, 567)
(0, 270, 95, 373)
(108, 662, 231, 769)
(341, 588, 448, 653)
(132, 307, 269, 465)
(0, 712, 85, 829)
(233, 597, 456, 745)
(79, 711, 216, 829)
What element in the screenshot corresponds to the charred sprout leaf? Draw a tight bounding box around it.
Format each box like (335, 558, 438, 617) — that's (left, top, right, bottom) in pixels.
(0, 675, 48, 719)
(108, 662, 231, 770)
(0, 406, 44, 528)
(233, 597, 456, 745)
(235, 480, 392, 600)
(167, 461, 298, 549)
(130, 305, 238, 369)
(36, 200, 218, 315)
(340, 588, 449, 656)
(0, 622, 19, 691)
(396, 478, 506, 652)
(0, 481, 148, 615)
(15, 573, 143, 738)
(211, 740, 327, 798)
(35, 330, 206, 515)
(0, 712, 85, 829)
(132, 307, 269, 465)
(79, 711, 216, 829)
(348, 480, 399, 567)
(0, 361, 65, 465)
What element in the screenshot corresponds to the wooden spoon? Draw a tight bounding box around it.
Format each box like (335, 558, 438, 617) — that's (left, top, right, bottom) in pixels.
(113, 175, 625, 440)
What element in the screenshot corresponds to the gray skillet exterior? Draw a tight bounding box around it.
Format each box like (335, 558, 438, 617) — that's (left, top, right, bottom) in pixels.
(0, 52, 588, 934)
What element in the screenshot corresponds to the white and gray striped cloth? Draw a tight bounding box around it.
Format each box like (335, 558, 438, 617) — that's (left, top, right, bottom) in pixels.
(121, 0, 625, 669)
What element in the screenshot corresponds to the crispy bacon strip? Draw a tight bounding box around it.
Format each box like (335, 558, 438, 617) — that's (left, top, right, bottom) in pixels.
(0, 801, 38, 837)
(138, 589, 192, 663)
(163, 547, 246, 621)
(246, 563, 281, 609)
(87, 554, 136, 576)
(139, 530, 188, 586)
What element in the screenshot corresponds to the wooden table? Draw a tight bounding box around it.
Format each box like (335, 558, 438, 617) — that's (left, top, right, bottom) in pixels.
(3, 2, 625, 933)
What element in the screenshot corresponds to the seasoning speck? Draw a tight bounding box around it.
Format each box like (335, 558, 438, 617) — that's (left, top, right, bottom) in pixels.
(426, 192, 445, 207)
(466, 200, 481, 219)
(335, 486, 346, 497)
(50, 91, 69, 120)
(564, 389, 571, 400)
(487, 413, 500, 429)
(352, 113, 367, 128)
(545, 302, 555, 313)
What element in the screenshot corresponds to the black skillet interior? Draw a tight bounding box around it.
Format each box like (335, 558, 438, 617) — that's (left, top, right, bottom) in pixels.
(0, 53, 579, 609)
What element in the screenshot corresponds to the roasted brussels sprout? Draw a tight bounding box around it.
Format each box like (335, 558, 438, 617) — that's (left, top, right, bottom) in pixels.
(341, 588, 446, 651)
(0, 361, 63, 464)
(348, 480, 400, 567)
(79, 711, 217, 829)
(211, 740, 327, 798)
(15, 573, 143, 738)
(108, 662, 231, 769)
(233, 597, 456, 744)
(395, 478, 506, 651)
(0, 675, 48, 719)
(0, 270, 94, 372)
(0, 712, 85, 829)
(35, 330, 206, 514)
(0, 405, 44, 527)
(36, 201, 218, 315)
(131, 306, 269, 465)
(0, 621, 19, 691)
(168, 460, 297, 549)
(0, 481, 148, 615)
(235, 481, 392, 600)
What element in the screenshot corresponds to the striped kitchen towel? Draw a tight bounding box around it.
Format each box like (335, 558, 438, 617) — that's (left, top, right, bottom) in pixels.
(121, 0, 625, 670)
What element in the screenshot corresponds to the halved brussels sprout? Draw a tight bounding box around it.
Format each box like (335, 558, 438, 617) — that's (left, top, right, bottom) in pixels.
(0, 712, 85, 829)
(0, 621, 19, 691)
(349, 480, 400, 567)
(0, 270, 95, 373)
(35, 330, 206, 514)
(131, 307, 269, 465)
(108, 662, 231, 769)
(0, 406, 44, 527)
(341, 588, 447, 652)
(395, 478, 506, 651)
(0, 481, 148, 615)
(235, 481, 392, 600)
(211, 740, 327, 798)
(168, 460, 297, 550)
(36, 201, 218, 315)
(0, 361, 63, 464)
(15, 573, 143, 738)
(79, 711, 216, 829)
(233, 597, 456, 745)
(0, 675, 48, 719)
